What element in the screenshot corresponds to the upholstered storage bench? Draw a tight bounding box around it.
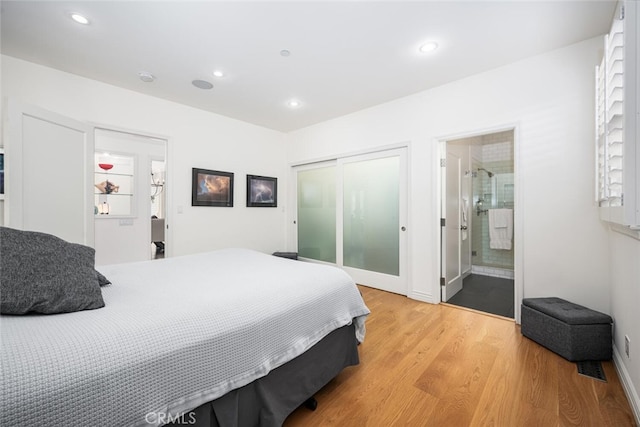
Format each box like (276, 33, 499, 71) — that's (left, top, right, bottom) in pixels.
(521, 297, 612, 361)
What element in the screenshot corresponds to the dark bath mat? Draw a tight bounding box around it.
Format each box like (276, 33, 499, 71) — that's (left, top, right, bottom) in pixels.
(577, 360, 607, 382)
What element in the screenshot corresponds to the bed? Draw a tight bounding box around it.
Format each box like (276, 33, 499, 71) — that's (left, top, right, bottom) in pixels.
(0, 227, 370, 427)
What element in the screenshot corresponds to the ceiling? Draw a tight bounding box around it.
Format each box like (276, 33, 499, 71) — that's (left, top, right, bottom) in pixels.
(1, 1, 616, 133)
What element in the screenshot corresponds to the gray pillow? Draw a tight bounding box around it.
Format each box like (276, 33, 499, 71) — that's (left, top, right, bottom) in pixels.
(0, 227, 105, 314)
(96, 270, 111, 286)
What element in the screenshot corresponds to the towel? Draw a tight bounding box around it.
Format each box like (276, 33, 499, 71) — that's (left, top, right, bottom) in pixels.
(492, 208, 509, 228)
(461, 198, 468, 241)
(488, 208, 513, 250)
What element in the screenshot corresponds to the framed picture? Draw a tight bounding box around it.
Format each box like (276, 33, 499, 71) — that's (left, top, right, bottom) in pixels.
(0, 148, 4, 200)
(246, 175, 277, 207)
(192, 168, 234, 207)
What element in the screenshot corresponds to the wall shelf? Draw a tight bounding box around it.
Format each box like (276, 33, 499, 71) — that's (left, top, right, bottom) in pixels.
(94, 153, 135, 217)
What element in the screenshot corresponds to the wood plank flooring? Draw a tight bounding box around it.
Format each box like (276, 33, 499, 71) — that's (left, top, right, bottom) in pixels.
(284, 286, 636, 427)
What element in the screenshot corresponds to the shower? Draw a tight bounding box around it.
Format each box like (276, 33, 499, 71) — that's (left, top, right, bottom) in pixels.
(477, 167, 494, 178)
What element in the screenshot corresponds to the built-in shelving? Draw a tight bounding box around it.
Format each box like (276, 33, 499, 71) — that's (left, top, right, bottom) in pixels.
(94, 153, 135, 217)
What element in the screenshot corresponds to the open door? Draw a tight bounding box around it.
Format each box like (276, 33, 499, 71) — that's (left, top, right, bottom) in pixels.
(6, 102, 94, 245)
(441, 142, 471, 301)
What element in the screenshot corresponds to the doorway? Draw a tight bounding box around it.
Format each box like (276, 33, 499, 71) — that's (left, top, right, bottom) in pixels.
(441, 129, 515, 318)
(93, 128, 168, 265)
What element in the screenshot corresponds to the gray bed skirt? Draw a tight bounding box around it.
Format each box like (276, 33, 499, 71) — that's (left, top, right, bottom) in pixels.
(166, 323, 359, 427)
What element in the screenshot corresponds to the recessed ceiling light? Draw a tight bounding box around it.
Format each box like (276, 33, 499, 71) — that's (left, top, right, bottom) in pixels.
(287, 99, 301, 108)
(280, 49, 291, 57)
(192, 79, 213, 90)
(70, 13, 90, 25)
(419, 41, 439, 53)
(213, 70, 224, 78)
(138, 72, 155, 83)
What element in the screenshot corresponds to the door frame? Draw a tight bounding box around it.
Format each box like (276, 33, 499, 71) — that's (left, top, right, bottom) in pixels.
(91, 123, 170, 260)
(436, 124, 524, 322)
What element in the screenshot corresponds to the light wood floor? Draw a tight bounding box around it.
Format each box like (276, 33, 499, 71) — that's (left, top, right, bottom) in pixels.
(285, 286, 636, 426)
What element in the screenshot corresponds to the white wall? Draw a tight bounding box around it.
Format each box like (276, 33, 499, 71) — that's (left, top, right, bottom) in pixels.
(286, 37, 611, 312)
(1, 55, 288, 256)
(610, 230, 640, 418)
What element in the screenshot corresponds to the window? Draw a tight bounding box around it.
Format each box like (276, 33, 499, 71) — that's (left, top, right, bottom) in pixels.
(595, 1, 639, 229)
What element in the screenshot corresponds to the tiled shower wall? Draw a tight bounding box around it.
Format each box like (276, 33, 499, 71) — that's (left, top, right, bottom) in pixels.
(471, 132, 514, 271)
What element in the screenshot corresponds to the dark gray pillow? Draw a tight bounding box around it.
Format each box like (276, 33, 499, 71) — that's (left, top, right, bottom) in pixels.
(0, 227, 105, 314)
(96, 270, 111, 287)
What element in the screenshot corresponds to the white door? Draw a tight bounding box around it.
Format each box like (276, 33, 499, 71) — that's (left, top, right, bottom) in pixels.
(441, 143, 469, 301)
(6, 102, 94, 245)
(295, 148, 408, 295)
(93, 128, 167, 265)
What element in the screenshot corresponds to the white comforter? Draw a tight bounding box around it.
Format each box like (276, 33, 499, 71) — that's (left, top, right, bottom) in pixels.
(0, 248, 369, 426)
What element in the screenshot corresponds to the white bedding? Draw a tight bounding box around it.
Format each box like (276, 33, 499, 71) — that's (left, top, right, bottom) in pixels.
(0, 248, 369, 427)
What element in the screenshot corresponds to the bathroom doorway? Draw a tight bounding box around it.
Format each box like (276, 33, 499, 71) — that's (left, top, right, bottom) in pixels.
(441, 129, 515, 318)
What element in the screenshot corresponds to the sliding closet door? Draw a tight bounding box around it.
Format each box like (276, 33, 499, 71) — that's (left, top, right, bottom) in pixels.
(340, 149, 407, 294)
(294, 148, 407, 295)
(296, 162, 337, 263)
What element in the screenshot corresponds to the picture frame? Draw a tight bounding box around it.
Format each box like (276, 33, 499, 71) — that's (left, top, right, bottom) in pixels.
(192, 168, 234, 207)
(246, 174, 277, 207)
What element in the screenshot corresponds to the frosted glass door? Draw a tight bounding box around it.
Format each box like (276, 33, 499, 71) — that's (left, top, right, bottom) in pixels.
(340, 148, 407, 295)
(343, 156, 399, 275)
(297, 165, 336, 263)
(294, 148, 407, 295)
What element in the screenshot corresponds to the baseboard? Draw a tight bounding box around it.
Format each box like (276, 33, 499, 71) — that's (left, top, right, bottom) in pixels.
(613, 346, 640, 425)
(470, 265, 514, 279)
(408, 290, 436, 304)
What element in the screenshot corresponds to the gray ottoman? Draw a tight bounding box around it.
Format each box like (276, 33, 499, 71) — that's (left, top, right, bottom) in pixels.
(521, 297, 612, 361)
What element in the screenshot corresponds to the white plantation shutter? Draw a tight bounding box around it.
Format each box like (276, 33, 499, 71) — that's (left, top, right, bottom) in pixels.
(596, 55, 607, 203)
(595, 1, 639, 229)
(607, 16, 625, 207)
